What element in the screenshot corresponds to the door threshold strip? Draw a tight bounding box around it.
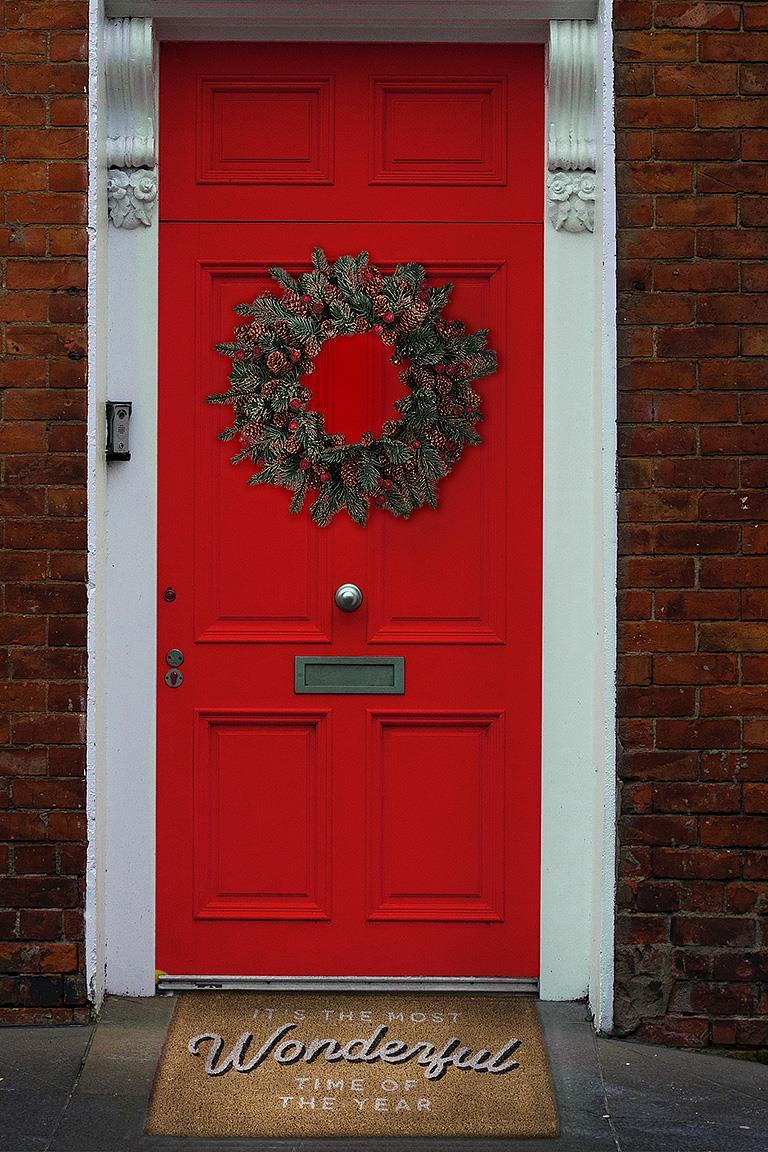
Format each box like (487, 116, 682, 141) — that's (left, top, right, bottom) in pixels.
(157, 975, 539, 994)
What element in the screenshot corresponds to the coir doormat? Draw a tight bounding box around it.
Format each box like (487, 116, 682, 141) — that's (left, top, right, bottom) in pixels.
(146, 992, 559, 1139)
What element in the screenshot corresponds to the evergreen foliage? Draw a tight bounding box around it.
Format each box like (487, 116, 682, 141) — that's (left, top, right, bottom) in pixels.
(209, 248, 497, 526)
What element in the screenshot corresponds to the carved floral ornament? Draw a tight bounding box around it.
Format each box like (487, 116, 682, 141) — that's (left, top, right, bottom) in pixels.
(546, 20, 598, 235)
(104, 17, 597, 233)
(105, 17, 157, 228)
(546, 170, 596, 234)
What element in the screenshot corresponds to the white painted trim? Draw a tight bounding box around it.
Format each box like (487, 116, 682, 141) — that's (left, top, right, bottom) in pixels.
(89, 5, 617, 1018)
(105, 1, 598, 42)
(85, 0, 108, 1011)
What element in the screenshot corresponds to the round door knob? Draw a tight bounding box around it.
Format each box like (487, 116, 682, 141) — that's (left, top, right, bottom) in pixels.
(335, 583, 363, 612)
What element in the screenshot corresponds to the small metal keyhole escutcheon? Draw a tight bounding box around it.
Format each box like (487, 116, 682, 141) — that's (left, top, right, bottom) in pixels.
(335, 583, 363, 612)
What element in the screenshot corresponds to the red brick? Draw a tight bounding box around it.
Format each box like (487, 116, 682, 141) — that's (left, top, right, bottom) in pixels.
(701, 32, 768, 61)
(656, 718, 741, 749)
(654, 394, 737, 422)
(6, 192, 86, 224)
(700, 491, 768, 521)
(700, 622, 768, 650)
(623, 815, 697, 845)
(656, 62, 738, 94)
(698, 164, 768, 194)
(615, 30, 697, 60)
(654, 3, 740, 29)
(6, 128, 87, 160)
(617, 96, 696, 127)
(654, 459, 738, 487)
(618, 686, 695, 716)
(701, 686, 768, 716)
(702, 816, 768, 846)
(5, 63, 87, 93)
(656, 130, 739, 159)
(743, 590, 768, 619)
(671, 916, 756, 946)
(700, 361, 766, 389)
(50, 32, 87, 61)
(657, 326, 738, 358)
(653, 653, 737, 684)
(742, 131, 768, 160)
(743, 653, 768, 680)
(655, 196, 736, 226)
(618, 164, 694, 194)
(742, 328, 768, 356)
(740, 64, 768, 93)
(654, 848, 740, 879)
(702, 424, 768, 454)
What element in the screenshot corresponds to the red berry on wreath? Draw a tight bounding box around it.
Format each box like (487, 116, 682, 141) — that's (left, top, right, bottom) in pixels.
(446, 365, 457, 377)
(299, 459, 310, 471)
(383, 311, 395, 324)
(301, 294, 312, 304)
(383, 479, 393, 490)
(290, 398, 301, 409)
(373, 324, 383, 334)
(289, 349, 301, 363)
(320, 470, 331, 482)
(312, 301, 324, 315)
(289, 419, 299, 431)
(234, 349, 244, 361)
(435, 363, 445, 374)
(409, 440, 421, 450)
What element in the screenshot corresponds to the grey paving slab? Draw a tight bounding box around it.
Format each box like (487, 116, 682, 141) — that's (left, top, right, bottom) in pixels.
(0, 1025, 92, 1094)
(599, 1035, 768, 1152)
(0, 1089, 74, 1150)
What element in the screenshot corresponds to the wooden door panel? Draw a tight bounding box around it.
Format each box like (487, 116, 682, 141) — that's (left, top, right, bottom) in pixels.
(160, 43, 543, 222)
(367, 711, 505, 921)
(193, 710, 330, 920)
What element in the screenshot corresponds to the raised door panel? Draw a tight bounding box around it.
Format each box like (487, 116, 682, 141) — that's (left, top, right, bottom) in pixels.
(367, 711, 505, 921)
(195, 263, 331, 643)
(194, 710, 330, 919)
(371, 78, 507, 185)
(367, 262, 507, 644)
(198, 76, 333, 184)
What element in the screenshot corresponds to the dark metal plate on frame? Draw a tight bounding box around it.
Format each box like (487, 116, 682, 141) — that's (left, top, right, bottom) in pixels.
(294, 656, 405, 694)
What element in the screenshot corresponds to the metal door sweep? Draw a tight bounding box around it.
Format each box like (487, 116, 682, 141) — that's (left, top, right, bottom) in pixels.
(157, 975, 539, 994)
(295, 656, 404, 694)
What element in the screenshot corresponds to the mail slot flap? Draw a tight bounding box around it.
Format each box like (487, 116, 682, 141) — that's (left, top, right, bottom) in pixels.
(295, 656, 405, 694)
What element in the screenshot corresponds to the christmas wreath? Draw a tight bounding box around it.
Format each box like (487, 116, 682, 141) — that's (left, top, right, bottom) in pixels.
(209, 248, 497, 526)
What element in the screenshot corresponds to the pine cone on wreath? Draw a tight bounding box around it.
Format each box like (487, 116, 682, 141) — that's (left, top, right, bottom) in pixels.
(382, 420, 400, 437)
(341, 458, 359, 486)
(274, 320, 290, 337)
(273, 412, 288, 429)
(320, 319, 338, 339)
(360, 432, 374, 448)
(283, 290, 305, 314)
(397, 302, 429, 333)
(427, 430, 447, 452)
(248, 322, 266, 342)
(261, 381, 276, 398)
(267, 350, 288, 374)
(353, 315, 369, 333)
(284, 435, 301, 454)
(380, 327, 397, 346)
(304, 336, 322, 357)
(373, 294, 389, 315)
(331, 433, 346, 450)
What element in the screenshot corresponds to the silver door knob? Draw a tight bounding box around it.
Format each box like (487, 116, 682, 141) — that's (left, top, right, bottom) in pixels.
(335, 583, 363, 612)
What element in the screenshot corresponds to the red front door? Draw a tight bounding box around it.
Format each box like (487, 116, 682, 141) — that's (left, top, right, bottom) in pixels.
(157, 42, 543, 977)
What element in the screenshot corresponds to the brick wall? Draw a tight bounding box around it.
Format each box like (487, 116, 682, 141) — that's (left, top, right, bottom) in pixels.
(615, 1, 768, 1046)
(0, 0, 89, 1023)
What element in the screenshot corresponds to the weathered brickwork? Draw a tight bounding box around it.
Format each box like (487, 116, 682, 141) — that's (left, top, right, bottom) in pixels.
(0, 0, 89, 1023)
(616, 1, 768, 1046)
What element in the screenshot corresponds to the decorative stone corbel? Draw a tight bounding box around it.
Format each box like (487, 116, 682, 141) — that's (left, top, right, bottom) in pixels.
(546, 20, 597, 234)
(105, 18, 157, 229)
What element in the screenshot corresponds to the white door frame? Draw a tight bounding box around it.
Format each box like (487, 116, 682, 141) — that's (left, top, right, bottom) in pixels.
(86, 0, 617, 1030)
